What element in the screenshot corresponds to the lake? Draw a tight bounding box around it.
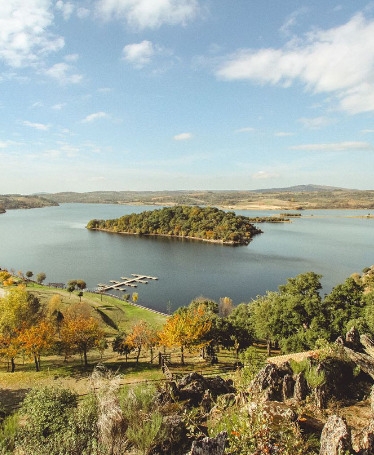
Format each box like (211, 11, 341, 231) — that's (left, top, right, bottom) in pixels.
(0, 204, 373, 313)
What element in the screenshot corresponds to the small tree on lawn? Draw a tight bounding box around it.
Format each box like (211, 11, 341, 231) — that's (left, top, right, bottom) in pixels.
(25, 271, 33, 284)
(36, 272, 46, 285)
(60, 314, 105, 366)
(18, 320, 55, 371)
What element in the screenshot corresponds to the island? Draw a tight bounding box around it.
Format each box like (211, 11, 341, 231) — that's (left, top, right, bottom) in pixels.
(86, 205, 263, 245)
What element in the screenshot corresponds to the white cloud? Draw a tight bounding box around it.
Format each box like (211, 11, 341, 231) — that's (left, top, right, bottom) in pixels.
(361, 129, 374, 134)
(290, 141, 373, 152)
(44, 62, 83, 84)
(22, 120, 49, 131)
(234, 127, 255, 133)
(52, 103, 66, 110)
(279, 8, 308, 36)
(174, 132, 193, 141)
(216, 12, 374, 114)
(95, 0, 200, 29)
(77, 7, 90, 19)
(298, 116, 335, 129)
(252, 170, 280, 180)
(82, 111, 109, 123)
(123, 40, 155, 68)
(0, 0, 65, 68)
(64, 53, 79, 62)
(55, 1, 74, 20)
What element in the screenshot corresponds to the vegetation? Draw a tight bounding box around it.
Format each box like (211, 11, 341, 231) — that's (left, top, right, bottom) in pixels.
(1, 265, 374, 453)
(0, 195, 57, 213)
(40, 185, 374, 209)
(87, 205, 263, 245)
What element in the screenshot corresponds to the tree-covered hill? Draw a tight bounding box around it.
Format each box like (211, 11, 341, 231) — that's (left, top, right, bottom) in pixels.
(87, 205, 263, 245)
(44, 186, 374, 209)
(0, 195, 58, 213)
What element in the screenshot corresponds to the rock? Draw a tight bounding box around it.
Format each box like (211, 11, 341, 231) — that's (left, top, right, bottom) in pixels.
(160, 373, 236, 408)
(293, 372, 309, 402)
(282, 374, 295, 400)
(371, 386, 374, 417)
(249, 363, 285, 401)
(150, 414, 189, 455)
(346, 326, 361, 351)
(319, 415, 353, 455)
(361, 334, 374, 359)
(246, 400, 297, 425)
(315, 384, 328, 409)
(344, 347, 374, 380)
(357, 420, 374, 455)
(187, 431, 227, 455)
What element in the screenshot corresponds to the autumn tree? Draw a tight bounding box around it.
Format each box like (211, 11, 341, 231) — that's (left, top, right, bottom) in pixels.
(125, 321, 158, 363)
(158, 304, 212, 364)
(60, 314, 105, 366)
(219, 296, 234, 317)
(0, 286, 42, 371)
(112, 332, 133, 362)
(18, 320, 55, 371)
(0, 269, 11, 285)
(47, 294, 64, 336)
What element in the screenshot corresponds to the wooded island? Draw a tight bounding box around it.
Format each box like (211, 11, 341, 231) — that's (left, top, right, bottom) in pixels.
(86, 205, 263, 245)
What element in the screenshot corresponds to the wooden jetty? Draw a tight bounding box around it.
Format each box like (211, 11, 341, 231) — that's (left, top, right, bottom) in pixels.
(97, 274, 158, 293)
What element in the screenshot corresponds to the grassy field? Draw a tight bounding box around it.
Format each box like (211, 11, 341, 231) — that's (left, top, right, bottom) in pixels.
(0, 284, 240, 413)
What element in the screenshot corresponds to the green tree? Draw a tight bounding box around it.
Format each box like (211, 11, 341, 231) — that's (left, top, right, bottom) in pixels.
(323, 277, 364, 339)
(25, 270, 33, 283)
(36, 272, 46, 284)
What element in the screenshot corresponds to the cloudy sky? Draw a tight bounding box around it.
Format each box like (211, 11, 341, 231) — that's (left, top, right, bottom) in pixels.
(1, 0, 374, 193)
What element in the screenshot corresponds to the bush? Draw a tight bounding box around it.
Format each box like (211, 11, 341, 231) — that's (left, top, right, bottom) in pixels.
(15, 386, 101, 455)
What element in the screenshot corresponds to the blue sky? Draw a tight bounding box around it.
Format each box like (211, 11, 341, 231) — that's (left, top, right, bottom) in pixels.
(1, 0, 374, 193)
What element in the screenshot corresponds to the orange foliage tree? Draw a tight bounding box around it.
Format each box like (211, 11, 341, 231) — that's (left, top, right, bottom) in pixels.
(158, 305, 212, 364)
(18, 320, 55, 371)
(126, 320, 158, 363)
(60, 314, 105, 366)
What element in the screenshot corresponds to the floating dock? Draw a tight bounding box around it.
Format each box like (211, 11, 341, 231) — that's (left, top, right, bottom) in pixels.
(97, 274, 158, 293)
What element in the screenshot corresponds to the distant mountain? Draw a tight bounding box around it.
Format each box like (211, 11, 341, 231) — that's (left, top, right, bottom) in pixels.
(252, 184, 347, 193)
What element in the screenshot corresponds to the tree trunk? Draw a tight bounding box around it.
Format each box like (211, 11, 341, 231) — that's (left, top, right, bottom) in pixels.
(267, 339, 271, 356)
(181, 345, 185, 365)
(83, 349, 88, 366)
(34, 355, 40, 372)
(136, 346, 141, 363)
(10, 357, 15, 373)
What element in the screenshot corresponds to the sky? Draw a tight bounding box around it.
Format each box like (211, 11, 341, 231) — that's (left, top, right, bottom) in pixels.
(1, 0, 374, 194)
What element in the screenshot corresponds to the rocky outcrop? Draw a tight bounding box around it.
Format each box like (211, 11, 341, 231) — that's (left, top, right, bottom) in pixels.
(160, 372, 236, 409)
(187, 431, 227, 455)
(249, 362, 293, 401)
(319, 415, 353, 455)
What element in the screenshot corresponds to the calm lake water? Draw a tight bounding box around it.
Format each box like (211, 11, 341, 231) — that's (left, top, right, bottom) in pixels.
(0, 204, 373, 313)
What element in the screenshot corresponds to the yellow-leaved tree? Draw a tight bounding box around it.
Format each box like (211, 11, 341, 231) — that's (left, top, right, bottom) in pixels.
(18, 320, 55, 371)
(0, 285, 42, 372)
(158, 304, 212, 364)
(60, 313, 105, 366)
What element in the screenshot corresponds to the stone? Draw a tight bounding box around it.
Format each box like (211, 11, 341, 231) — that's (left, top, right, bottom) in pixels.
(249, 363, 284, 401)
(187, 431, 227, 455)
(346, 326, 361, 351)
(293, 372, 309, 402)
(282, 374, 295, 400)
(319, 415, 353, 455)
